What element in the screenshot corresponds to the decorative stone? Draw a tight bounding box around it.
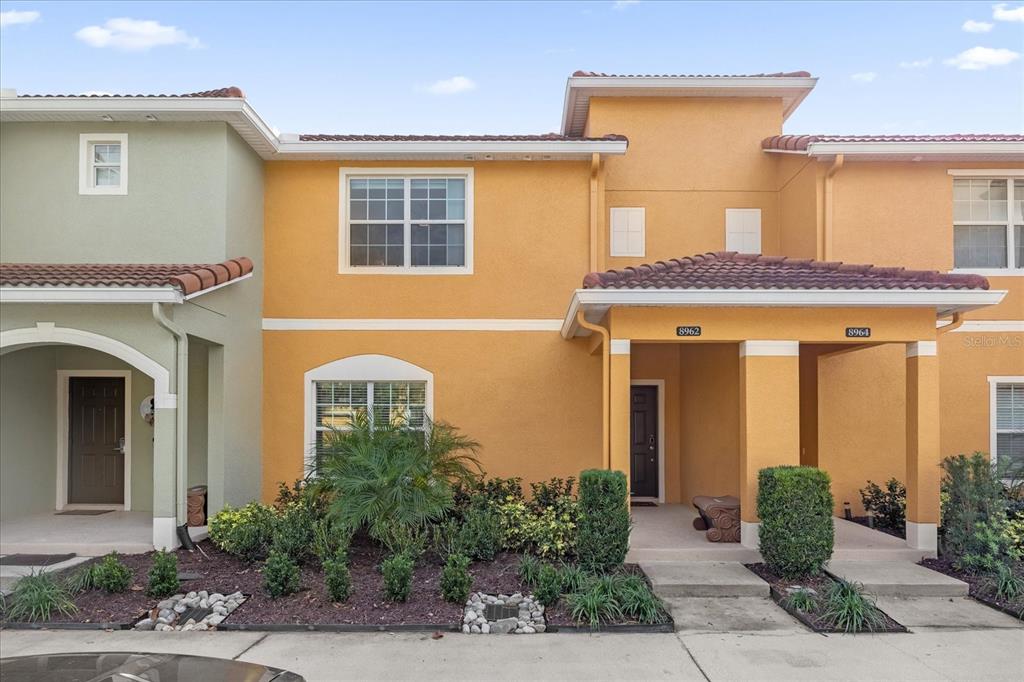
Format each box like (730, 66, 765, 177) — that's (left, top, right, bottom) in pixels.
(481, 622, 490, 634)
(490, 618, 517, 634)
(534, 624, 546, 633)
(199, 598, 209, 609)
(173, 603, 187, 614)
(156, 600, 175, 610)
(462, 625, 470, 634)
(522, 626, 535, 634)
(134, 618, 155, 631)
(207, 614, 225, 626)
(471, 624, 481, 634)
(209, 593, 224, 603)
(463, 611, 476, 624)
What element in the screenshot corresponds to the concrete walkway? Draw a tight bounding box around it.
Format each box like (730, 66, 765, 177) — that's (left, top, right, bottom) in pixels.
(2, 621, 1022, 681)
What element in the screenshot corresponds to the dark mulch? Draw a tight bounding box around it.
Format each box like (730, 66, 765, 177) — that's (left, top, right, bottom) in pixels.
(848, 517, 905, 540)
(920, 557, 1024, 620)
(746, 563, 905, 633)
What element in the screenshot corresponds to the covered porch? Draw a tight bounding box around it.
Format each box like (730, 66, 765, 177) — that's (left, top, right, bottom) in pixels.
(564, 252, 1005, 556)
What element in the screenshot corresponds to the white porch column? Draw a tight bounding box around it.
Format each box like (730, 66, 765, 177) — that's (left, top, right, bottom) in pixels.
(153, 399, 179, 551)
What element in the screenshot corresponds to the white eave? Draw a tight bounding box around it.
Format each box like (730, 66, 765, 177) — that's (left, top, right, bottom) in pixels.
(561, 287, 1008, 338)
(0, 95, 628, 161)
(561, 75, 818, 136)
(765, 141, 1024, 161)
(0, 272, 253, 304)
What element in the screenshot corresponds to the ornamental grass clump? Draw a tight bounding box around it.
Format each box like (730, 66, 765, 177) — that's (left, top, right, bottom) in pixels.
(820, 580, 886, 633)
(439, 552, 472, 604)
(567, 585, 623, 631)
(757, 466, 834, 579)
(262, 550, 301, 599)
(147, 550, 179, 598)
(784, 587, 819, 614)
(4, 571, 77, 622)
(518, 555, 541, 586)
(93, 552, 133, 594)
(576, 469, 630, 573)
(381, 553, 414, 602)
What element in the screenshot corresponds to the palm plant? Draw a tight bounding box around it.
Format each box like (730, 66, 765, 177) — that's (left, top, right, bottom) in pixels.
(318, 412, 481, 541)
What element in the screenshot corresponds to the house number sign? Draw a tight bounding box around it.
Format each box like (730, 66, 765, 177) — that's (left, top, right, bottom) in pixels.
(845, 327, 871, 338)
(676, 326, 702, 337)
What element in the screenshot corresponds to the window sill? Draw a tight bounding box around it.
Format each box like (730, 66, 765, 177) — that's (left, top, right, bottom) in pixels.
(79, 187, 128, 196)
(949, 268, 1024, 277)
(338, 266, 473, 276)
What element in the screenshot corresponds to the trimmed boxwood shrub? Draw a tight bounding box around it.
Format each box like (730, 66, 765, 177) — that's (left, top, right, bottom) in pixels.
(147, 550, 179, 598)
(381, 553, 413, 602)
(577, 469, 630, 573)
(323, 551, 352, 602)
(439, 552, 472, 604)
(757, 466, 834, 579)
(262, 550, 301, 598)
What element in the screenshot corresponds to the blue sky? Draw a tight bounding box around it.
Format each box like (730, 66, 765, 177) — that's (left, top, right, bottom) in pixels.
(1, 1, 1022, 136)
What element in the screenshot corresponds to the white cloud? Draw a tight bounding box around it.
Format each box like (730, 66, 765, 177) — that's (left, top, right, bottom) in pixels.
(851, 71, 878, 82)
(899, 57, 933, 69)
(424, 76, 476, 95)
(962, 19, 994, 32)
(0, 10, 40, 28)
(993, 3, 1024, 21)
(74, 18, 201, 51)
(944, 46, 1021, 70)
(613, 0, 640, 9)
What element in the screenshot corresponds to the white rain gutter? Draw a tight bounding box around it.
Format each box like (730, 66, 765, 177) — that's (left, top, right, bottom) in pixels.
(151, 303, 189, 537)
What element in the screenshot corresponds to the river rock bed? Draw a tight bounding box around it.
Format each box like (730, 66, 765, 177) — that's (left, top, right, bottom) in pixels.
(134, 590, 246, 631)
(463, 592, 545, 634)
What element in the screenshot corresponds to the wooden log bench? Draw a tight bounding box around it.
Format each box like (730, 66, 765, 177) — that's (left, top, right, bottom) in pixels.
(691, 495, 741, 543)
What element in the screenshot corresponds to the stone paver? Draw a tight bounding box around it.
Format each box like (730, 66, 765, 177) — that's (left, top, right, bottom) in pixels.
(826, 561, 968, 597)
(666, 596, 805, 632)
(876, 596, 1024, 629)
(641, 561, 769, 597)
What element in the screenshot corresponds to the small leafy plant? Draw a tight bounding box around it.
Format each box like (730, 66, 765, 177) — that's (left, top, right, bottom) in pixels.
(534, 563, 562, 607)
(209, 502, 278, 562)
(439, 552, 472, 604)
(820, 580, 885, 633)
(93, 552, 133, 593)
(323, 552, 352, 602)
(518, 555, 540, 586)
(147, 550, 179, 598)
(262, 550, 301, 598)
(4, 571, 77, 622)
(859, 478, 906, 532)
(983, 563, 1024, 602)
(458, 502, 503, 561)
(381, 553, 413, 602)
(784, 587, 819, 613)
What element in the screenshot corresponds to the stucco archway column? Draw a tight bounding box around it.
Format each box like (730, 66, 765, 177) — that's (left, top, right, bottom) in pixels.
(738, 340, 801, 548)
(609, 339, 632, 490)
(152, 403, 179, 551)
(905, 341, 940, 552)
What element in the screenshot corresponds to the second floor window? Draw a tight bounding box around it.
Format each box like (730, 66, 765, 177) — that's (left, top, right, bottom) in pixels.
(342, 170, 473, 273)
(953, 177, 1022, 271)
(79, 133, 127, 195)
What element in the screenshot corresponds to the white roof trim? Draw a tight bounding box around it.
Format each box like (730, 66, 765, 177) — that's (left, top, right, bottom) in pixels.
(561, 75, 818, 136)
(0, 272, 252, 304)
(763, 141, 1024, 160)
(561, 287, 1007, 338)
(0, 95, 627, 160)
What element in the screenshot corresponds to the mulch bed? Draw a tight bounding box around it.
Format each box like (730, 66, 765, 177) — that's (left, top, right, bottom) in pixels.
(849, 517, 905, 540)
(920, 558, 1024, 620)
(746, 563, 906, 634)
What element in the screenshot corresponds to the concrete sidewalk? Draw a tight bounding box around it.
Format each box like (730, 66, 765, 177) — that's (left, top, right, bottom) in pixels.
(2, 625, 1022, 681)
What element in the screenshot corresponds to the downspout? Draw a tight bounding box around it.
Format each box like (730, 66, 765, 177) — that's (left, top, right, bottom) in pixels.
(822, 153, 844, 261)
(589, 153, 601, 273)
(937, 312, 964, 335)
(576, 310, 610, 469)
(151, 302, 194, 550)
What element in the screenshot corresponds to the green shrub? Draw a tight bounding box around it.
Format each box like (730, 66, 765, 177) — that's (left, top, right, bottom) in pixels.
(534, 563, 562, 607)
(471, 477, 524, 505)
(272, 501, 318, 564)
(458, 502, 503, 561)
(4, 571, 77, 621)
(430, 517, 466, 559)
(529, 477, 576, 511)
(567, 585, 623, 630)
(576, 469, 630, 573)
(209, 502, 278, 562)
(262, 550, 301, 598)
(518, 555, 541, 586)
(323, 552, 353, 602)
(146, 550, 179, 598)
(757, 466, 834, 579)
(378, 522, 428, 561)
(558, 563, 590, 594)
(496, 499, 578, 560)
(93, 552, 133, 593)
(311, 516, 351, 565)
(381, 553, 414, 602)
(983, 563, 1024, 602)
(440, 553, 472, 604)
(820, 580, 886, 633)
(941, 453, 1018, 571)
(319, 414, 481, 540)
(859, 478, 906, 531)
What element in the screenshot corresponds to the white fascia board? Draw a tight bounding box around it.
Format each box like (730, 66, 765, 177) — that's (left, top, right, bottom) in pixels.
(275, 139, 627, 159)
(807, 141, 1024, 158)
(263, 318, 563, 332)
(0, 286, 183, 304)
(560, 287, 1007, 338)
(947, 169, 1024, 177)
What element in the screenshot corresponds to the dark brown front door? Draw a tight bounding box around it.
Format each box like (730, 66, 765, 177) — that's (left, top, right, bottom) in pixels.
(630, 385, 658, 498)
(68, 376, 125, 505)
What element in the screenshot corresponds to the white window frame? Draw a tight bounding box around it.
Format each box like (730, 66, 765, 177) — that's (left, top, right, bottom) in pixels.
(951, 175, 1023, 276)
(339, 167, 474, 275)
(989, 376, 1024, 479)
(725, 208, 762, 254)
(79, 133, 128, 196)
(303, 354, 434, 473)
(610, 207, 646, 257)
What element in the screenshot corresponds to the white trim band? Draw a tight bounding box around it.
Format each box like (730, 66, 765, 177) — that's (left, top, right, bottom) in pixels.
(946, 320, 1024, 333)
(1, 286, 183, 304)
(610, 339, 631, 355)
(263, 318, 563, 332)
(906, 521, 938, 552)
(739, 340, 799, 357)
(907, 341, 938, 357)
(947, 169, 1024, 177)
(741, 521, 760, 549)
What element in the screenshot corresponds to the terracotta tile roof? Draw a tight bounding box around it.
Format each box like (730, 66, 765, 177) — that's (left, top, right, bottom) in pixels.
(762, 133, 1024, 151)
(572, 71, 812, 78)
(297, 133, 628, 142)
(582, 252, 989, 291)
(17, 87, 245, 99)
(0, 257, 254, 296)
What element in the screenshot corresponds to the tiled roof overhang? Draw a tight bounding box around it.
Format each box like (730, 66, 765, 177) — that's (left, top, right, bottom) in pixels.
(562, 252, 1006, 338)
(0, 257, 254, 304)
(762, 134, 1024, 160)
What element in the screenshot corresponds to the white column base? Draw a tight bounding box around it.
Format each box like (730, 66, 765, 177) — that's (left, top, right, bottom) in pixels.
(153, 517, 180, 551)
(741, 521, 760, 549)
(906, 521, 938, 552)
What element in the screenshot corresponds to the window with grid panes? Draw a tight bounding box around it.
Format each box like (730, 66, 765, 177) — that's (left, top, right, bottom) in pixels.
(995, 382, 1024, 479)
(953, 178, 1022, 270)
